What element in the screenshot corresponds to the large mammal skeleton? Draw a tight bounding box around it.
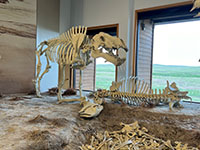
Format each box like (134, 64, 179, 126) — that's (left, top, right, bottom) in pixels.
(34, 26, 127, 103)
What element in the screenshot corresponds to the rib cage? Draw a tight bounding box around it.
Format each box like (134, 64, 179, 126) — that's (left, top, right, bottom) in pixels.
(39, 26, 87, 64)
(95, 77, 179, 107)
(117, 76, 151, 95)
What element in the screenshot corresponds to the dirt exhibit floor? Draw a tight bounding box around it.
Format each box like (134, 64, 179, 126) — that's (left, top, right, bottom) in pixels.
(0, 94, 200, 150)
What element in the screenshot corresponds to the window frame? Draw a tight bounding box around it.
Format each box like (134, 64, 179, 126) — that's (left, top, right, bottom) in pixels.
(132, 1, 194, 86)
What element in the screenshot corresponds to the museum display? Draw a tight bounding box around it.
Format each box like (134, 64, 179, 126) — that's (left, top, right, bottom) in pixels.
(34, 26, 127, 103)
(93, 77, 192, 109)
(34, 26, 192, 118)
(0, 0, 200, 149)
(82, 77, 192, 118)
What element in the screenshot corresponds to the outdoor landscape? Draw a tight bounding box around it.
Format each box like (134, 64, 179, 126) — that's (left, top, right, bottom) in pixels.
(96, 64, 200, 102)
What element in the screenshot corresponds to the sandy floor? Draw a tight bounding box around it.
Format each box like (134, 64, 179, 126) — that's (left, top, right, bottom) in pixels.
(0, 93, 200, 150)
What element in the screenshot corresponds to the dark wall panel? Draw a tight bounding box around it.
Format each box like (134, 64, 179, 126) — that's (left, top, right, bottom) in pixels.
(137, 19, 153, 86)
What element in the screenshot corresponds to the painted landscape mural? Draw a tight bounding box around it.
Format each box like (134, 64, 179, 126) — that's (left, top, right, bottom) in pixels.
(0, 0, 36, 93)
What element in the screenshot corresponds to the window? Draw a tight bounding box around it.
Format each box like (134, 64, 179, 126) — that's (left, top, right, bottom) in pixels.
(152, 21, 200, 102)
(134, 2, 200, 102)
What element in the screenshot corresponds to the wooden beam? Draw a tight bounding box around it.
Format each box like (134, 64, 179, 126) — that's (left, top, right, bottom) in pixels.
(135, 1, 193, 13)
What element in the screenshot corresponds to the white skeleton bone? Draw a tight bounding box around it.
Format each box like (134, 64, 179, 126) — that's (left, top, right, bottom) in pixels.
(79, 101, 103, 118)
(94, 77, 191, 109)
(80, 121, 198, 150)
(34, 26, 127, 118)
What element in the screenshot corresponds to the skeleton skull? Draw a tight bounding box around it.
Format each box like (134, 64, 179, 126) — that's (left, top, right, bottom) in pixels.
(72, 32, 128, 69)
(91, 32, 128, 66)
(79, 101, 103, 118)
(165, 81, 192, 108)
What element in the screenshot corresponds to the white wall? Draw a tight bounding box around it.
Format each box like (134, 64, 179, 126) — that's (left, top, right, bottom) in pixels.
(37, 0, 72, 92)
(37, 0, 60, 92)
(60, 0, 71, 33)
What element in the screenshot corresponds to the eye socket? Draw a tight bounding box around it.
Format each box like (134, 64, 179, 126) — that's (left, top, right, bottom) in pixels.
(100, 36, 105, 41)
(128, 133, 133, 137)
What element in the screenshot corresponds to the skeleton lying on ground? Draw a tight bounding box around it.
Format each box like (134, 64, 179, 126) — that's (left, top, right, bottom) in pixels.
(80, 121, 198, 150)
(93, 77, 191, 109)
(81, 77, 191, 118)
(34, 26, 127, 103)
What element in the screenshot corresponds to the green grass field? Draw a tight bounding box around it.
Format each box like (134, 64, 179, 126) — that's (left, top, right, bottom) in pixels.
(152, 64, 200, 102)
(96, 64, 115, 90)
(96, 64, 200, 102)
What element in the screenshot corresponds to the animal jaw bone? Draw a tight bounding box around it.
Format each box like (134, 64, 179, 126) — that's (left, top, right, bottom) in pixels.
(91, 49, 126, 66)
(91, 32, 128, 66)
(93, 77, 191, 109)
(80, 121, 198, 150)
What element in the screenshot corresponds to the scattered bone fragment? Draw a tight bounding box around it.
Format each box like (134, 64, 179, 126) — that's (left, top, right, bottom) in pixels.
(80, 121, 199, 150)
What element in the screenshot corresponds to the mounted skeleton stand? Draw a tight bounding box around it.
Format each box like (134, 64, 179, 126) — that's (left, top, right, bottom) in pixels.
(34, 26, 128, 105)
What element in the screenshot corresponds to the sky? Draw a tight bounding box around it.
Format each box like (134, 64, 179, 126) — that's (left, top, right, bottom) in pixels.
(96, 57, 112, 64)
(153, 20, 200, 67)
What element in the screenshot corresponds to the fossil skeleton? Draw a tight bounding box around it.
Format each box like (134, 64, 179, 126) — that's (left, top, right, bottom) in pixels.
(92, 77, 191, 110)
(80, 121, 198, 150)
(80, 77, 191, 118)
(34, 26, 127, 103)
